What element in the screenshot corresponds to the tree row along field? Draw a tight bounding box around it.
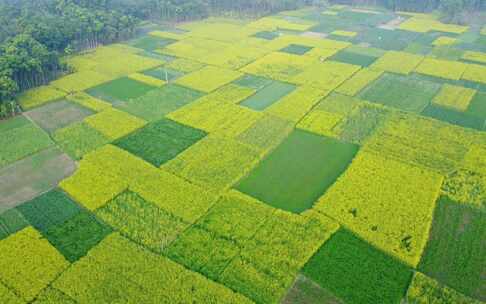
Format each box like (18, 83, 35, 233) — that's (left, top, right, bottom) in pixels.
(0, 4, 486, 304)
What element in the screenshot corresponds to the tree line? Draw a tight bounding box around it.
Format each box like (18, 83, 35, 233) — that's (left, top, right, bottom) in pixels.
(1, 0, 483, 118)
(329, 0, 485, 16)
(0, 0, 315, 118)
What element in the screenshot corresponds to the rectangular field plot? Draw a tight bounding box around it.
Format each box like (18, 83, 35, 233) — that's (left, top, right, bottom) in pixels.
(129, 35, 176, 51)
(233, 74, 274, 90)
(0, 148, 76, 213)
(163, 136, 261, 191)
(114, 119, 206, 167)
(142, 66, 185, 82)
(329, 49, 379, 67)
(16, 189, 82, 233)
(314, 151, 443, 267)
(418, 197, 486, 301)
(236, 129, 358, 213)
(359, 73, 441, 113)
(0, 208, 28, 241)
(175, 66, 243, 93)
(43, 210, 112, 262)
(0, 227, 69, 302)
(119, 84, 204, 121)
(0, 116, 54, 169)
(282, 275, 345, 304)
(53, 122, 110, 160)
(421, 103, 486, 131)
(84, 108, 147, 140)
(51, 233, 252, 303)
(86, 76, 158, 104)
(239, 81, 295, 111)
(406, 272, 483, 304)
(25, 99, 94, 134)
(302, 229, 412, 304)
(97, 191, 189, 253)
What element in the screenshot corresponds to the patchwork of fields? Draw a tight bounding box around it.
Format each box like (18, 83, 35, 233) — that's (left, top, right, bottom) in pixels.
(1, 4, 486, 304)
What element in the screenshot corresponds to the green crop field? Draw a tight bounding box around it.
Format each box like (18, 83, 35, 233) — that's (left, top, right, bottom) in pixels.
(0, 4, 485, 304)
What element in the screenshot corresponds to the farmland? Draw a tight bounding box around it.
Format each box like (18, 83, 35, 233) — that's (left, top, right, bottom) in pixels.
(1, 4, 486, 304)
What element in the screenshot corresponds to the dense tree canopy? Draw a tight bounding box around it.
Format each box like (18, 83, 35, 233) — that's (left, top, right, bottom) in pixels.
(0, 0, 484, 117)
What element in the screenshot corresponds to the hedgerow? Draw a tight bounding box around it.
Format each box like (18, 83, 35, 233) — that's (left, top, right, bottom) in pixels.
(84, 108, 147, 140)
(432, 84, 476, 112)
(415, 58, 467, 80)
(175, 66, 243, 93)
(335, 68, 383, 96)
(97, 191, 189, 253)
(266, 85, 330, 122)
(163, 135, 261, 191)
(17, 85, 67, 110)
(52, 233, 253, 303)
(314, 151, 443, 267)
(53, 122, 110, 160)
(66, 92, 112, 112)
(370, 51, 424, 75)
(0, 227, 69, 302)
(128, 72, 166, 87)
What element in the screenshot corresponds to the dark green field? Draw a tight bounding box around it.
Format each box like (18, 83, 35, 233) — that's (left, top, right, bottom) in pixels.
(236, 130, 358, 213)
(302, 229, 413, 304)
(87, 77, 157, 103)
(239, 81, 296, 111)
(418, 196, 486, 301)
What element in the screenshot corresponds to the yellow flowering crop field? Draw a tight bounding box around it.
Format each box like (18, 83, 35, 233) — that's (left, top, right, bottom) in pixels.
(2, 4, 486, 304)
